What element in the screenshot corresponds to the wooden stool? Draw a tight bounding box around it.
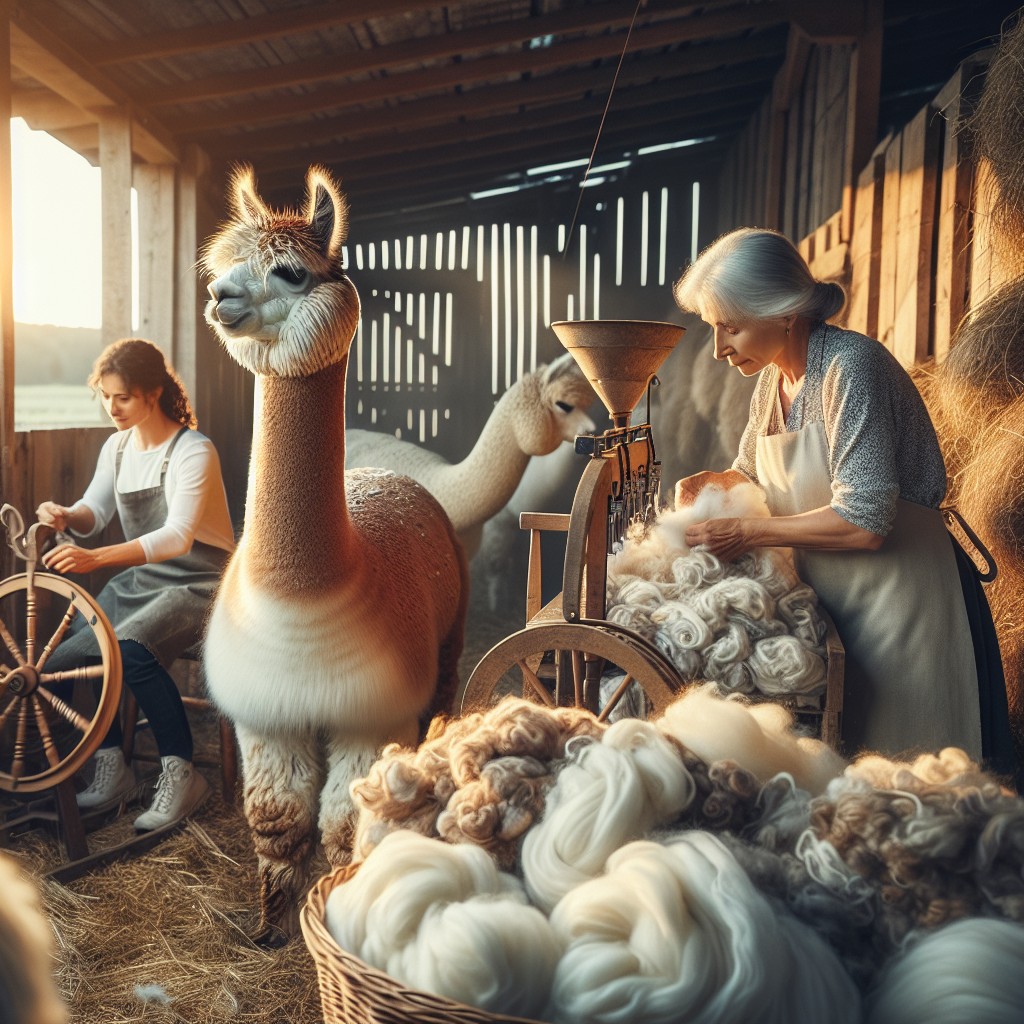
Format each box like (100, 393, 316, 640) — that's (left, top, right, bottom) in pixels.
(120, 649, 239, 805)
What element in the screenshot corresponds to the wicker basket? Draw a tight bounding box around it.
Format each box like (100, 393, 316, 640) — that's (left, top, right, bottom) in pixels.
(301, 864, 547, 1024)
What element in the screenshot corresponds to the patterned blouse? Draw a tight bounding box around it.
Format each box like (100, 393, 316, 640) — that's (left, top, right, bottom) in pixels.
(732, 321, 947, 536)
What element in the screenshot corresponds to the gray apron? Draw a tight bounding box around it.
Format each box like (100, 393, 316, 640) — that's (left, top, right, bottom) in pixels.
(754, 380, 981, 759)
(49, 428, 229, 670)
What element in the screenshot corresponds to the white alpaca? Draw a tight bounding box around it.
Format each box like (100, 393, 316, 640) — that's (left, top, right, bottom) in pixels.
(345, 355, 595, 558)
(201, 164, 468, 942)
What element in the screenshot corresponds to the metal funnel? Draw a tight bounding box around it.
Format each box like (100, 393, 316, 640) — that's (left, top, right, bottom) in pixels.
(551, 319, 686, 427)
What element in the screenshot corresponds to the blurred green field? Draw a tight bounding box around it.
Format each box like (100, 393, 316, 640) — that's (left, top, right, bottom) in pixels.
(15, 384, 107, 431)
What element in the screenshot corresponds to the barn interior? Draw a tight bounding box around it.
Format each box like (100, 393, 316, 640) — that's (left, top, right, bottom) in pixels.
(2, 2, 1024, 1022)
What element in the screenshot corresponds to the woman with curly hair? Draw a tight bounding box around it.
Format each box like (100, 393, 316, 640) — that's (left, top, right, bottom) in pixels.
(37, 338, 235, 830)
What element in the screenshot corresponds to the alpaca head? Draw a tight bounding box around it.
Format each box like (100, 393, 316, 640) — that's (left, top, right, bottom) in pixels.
(513, 353, 597, 455)
(202, 164, 361, 378)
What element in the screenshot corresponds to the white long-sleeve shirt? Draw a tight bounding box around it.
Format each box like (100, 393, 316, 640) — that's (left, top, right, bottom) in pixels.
(72, 427, 235, 562)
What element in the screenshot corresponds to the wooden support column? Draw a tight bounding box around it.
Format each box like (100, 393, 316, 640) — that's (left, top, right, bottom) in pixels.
(135, 163, 176, 348)
(99, 108, 133, 341)
(0, 10, 16, 516)
(842, 0, 882, 241)
(173, 144, 204, 400)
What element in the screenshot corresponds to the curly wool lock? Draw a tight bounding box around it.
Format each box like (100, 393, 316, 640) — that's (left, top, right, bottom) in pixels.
(805, 748, 1024, 946)
(607, 484, 827, 700)
(349, 697, 605, 864)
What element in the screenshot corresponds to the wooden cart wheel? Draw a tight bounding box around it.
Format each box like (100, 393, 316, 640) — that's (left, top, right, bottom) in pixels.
(0, 571, 122, 793)
(461, 621, 684, 721)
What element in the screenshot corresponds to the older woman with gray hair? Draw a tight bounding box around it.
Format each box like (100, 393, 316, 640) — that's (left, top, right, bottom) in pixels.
(673, 227, 1015, 777)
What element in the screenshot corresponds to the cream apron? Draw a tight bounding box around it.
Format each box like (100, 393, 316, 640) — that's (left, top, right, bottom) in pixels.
(755, 394, 981, 759)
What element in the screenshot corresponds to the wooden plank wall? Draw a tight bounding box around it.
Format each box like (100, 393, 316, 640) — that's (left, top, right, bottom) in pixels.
(716, 39, 1004, 372)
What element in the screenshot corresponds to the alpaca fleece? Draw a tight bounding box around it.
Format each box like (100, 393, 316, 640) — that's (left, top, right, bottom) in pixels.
(607, 482, 828, 700)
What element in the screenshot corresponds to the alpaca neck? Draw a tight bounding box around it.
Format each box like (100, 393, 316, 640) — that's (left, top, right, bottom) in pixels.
(443, 385, 532, 523)
(244, 357, 357, 591)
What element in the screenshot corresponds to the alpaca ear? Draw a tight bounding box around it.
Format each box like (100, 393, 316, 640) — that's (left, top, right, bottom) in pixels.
(304, 165, 349, 262)
(230, 164, 270, 226)
(540, 351, 577, 385)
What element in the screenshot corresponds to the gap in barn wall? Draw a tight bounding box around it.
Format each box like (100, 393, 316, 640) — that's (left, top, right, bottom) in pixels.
(347, 164, 713, 464)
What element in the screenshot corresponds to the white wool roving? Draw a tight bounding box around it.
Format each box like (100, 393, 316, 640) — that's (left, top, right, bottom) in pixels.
(545, 832, 859, 1024)
(324, 830, 559, 1015)
(656, 685, 846, 796)
(864, 919, 1024, 1024)
(395, 893, 561, 1019)
(521, 724, 695, 913)
(0, 853, 67, 1024)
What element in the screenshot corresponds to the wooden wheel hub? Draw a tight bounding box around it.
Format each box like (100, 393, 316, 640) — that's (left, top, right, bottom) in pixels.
(2, 663, 40, 696)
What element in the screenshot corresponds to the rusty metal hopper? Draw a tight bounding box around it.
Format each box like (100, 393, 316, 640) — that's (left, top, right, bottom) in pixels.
(551, 319, 686, 427)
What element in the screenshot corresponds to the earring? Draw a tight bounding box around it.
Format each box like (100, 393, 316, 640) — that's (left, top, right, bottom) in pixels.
(785, 326, 790, 336)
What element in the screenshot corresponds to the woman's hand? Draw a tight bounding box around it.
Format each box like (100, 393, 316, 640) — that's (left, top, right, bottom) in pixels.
(36, 501, 73, 532)
(684, 517, 753, 561)
(42, 543, 102, 575)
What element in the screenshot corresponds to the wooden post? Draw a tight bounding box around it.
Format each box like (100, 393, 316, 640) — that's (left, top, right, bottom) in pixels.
(174, 144, 203, 401)
(876, 131, 902, 351)
(135, 163, 176, 348)
(842, 0, 883, 242)
(99, 108, 133, 342)
(846, 135, 888, 337)
(0, 11, 14, 518)
(892, 104, 942, 366)
(932, 56, 986, 361)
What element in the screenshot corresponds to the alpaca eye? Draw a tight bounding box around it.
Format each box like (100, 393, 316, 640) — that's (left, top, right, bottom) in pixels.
(556, 400, 574, 413)
(271, 265, 309, 286)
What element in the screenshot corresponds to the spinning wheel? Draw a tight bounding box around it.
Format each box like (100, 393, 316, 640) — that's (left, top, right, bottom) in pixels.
(463, 621, 682, 720)
(0, 570, 122, 793)
(462, 320, 689, 722)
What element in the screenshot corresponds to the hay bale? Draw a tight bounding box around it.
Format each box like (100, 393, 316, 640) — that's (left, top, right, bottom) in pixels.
(963, 10, 1024, 260)
(924, 279, 1024, 761)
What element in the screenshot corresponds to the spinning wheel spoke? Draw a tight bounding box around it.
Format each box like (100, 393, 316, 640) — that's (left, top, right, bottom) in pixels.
(29, 695, 62, 770)
(40, 665, 105, 684)
(571, 650, 585, 706)
(35, 686, 91, 733)
(597, 672, 636, 722)
(24, 576, 37, 665)
(0, 613, 24, 666)
(517, 660, 555, 708)
(35, 597, 77, 672)
(10, 699, 30, 781)
(0, 692, 18, 730)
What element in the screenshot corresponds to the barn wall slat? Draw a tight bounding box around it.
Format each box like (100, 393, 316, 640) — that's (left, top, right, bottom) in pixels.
(892, 105, 942, 366)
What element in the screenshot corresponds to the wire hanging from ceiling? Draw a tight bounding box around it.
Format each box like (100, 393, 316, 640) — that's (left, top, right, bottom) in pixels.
(562, 0, 647, 259)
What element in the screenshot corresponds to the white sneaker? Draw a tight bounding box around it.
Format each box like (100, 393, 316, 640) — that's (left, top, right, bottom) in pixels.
(76, 747, 137, 809)
(133, 756, 211, 831)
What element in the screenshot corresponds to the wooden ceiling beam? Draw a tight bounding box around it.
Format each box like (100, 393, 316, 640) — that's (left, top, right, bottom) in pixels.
(243, 79, 767, 177)
(197, 34, 785, 156)
(141, 1, 792, 107)
(174, 23, 782, 137)
(252, 108, 744, 204)
(10, 87, 92, 130)
(87, 0, 442, 64)
(8, 1, 178, 164)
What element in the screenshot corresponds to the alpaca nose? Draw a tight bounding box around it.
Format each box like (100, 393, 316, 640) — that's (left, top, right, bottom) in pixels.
(208, 278, 246, 302)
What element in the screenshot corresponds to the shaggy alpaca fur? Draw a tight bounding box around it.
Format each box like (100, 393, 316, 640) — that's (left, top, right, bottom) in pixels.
(0, 853, 67, 1024)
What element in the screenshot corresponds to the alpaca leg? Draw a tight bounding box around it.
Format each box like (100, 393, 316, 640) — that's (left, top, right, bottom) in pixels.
(319, 734, 401, 867)
(236, 723, 322, 945)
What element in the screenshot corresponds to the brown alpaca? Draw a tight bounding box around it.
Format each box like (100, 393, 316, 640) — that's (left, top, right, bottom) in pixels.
(201, 164, 468, 942)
